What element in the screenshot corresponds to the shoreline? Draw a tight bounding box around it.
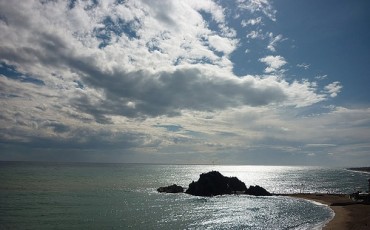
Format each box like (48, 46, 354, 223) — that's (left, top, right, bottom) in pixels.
(347, 167, 370, 173)
(287, 194, 370, 230)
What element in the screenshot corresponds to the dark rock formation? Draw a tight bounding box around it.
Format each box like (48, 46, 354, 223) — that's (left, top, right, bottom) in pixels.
(185, 171, 247, 196)
(157, 184, 184, 193)
(158, 171, 272, 197)
(245, 185, 272, 196)
(347, 167, 370, 173)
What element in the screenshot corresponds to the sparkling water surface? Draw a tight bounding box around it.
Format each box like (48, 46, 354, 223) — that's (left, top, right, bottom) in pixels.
(0, 162, 369, 229)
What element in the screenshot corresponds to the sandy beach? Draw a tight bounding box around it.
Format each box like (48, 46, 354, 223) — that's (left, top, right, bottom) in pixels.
(289, 194, 370, 230)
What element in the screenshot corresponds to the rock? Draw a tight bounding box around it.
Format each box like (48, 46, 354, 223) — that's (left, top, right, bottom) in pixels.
(185, 171, 247, 196)
(245, 185, 272, 196)
(158, 171, 272, 197)
(157, 184, 184, 193)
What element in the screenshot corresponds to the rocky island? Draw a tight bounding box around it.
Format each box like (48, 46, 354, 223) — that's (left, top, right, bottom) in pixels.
(158, 171, 271, 197)
(157, 184, 184, 193)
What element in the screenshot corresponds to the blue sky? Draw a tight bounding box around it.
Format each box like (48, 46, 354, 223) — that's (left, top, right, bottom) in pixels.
(0, 0, 370, 166)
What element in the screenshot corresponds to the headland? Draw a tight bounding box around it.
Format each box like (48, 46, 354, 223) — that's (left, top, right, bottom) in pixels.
(347, 167, 370, 173)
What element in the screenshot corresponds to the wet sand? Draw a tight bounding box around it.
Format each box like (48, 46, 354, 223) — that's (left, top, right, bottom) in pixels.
(289, 194, 370, 230)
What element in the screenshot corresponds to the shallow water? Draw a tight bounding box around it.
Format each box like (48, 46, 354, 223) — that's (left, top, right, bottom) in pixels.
(0, 162, 368, 229)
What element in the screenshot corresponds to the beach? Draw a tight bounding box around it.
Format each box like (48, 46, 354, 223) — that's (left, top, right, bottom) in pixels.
(289, 194, 370, 230)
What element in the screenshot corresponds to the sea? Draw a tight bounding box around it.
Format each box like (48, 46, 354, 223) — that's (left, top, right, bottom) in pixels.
(0, 162, 369, 229)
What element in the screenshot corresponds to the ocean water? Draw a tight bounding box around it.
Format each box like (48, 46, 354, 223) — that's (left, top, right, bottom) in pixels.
(0, 162, 369, 229)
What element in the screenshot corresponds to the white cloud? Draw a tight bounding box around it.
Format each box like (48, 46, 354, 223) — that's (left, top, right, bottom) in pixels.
(0, 1, 325, 119)
(324, 81, 342, 98)
(218, 106, 370, 164)
(0, 0, 356, 165)
(297, 63, 310, 70)
(187, 0, 225, 23)
(237, 0, 276, 21)
(315, 75, 328, 80)
(267, 33, 283, 52)
(259, 55, 287, 73)
(241, 17, 262, 27)
(208, 35, 238, 55)
(246, 30, 265, 39)
(283, 80, 325, 107)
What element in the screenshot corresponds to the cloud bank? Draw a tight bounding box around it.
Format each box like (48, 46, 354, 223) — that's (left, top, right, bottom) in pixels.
(0, 0, 332, 119)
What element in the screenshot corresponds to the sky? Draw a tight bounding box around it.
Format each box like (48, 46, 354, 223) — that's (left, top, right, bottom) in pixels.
(1, 0, 370, 166)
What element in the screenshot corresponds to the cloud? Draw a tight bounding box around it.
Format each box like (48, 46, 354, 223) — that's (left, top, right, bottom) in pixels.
(237, 0, 276, 21)
(304, 144, 337, 148)
(0, 0, 357, 165)
(208, 35, 238, 55)
(259, 55, 287, 73)
(267, 33, 283, 52)
(0, 1, 329, 121)
(315, 75, 328, 80)
(246, 30, 265, 39)
(324, 81, 342, 98)
(72, 66, 328, 119)
(241, 17, 262, 27)
(297, 63, 310, 70)
(217, 106, 370, 165)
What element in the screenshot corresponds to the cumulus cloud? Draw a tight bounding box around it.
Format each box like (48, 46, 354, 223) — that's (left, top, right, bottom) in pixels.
(259, 55, 287, 73)
(0, 1, 328, 120)
(208, 35, 238, 55)
(324, 81, 342, 98)
(0, 0, 352, 164)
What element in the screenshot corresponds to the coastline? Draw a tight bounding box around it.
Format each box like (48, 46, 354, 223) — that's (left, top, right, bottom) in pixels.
(288, 194, 370, 230)
(347, 167, 370, 173)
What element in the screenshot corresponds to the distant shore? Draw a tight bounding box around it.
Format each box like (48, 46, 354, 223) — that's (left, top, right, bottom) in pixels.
(347, 167, 370, 173)
(288, 194, 370, 230)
